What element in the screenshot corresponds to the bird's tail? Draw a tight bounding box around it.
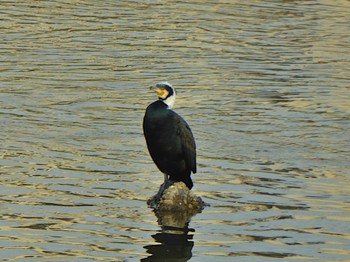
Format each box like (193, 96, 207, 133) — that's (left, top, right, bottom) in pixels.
(183, 176, 193, 190)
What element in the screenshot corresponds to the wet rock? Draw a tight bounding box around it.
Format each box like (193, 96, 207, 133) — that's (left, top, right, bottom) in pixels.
(148, 182, 206, 212)
(148, 182, 207, 228)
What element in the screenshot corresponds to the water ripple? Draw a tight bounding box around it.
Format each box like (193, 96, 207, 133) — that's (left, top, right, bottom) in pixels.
(1, 0, 350, 261)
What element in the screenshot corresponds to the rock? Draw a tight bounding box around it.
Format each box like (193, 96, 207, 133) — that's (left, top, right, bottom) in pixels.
(147, 182, 207, 228)
(148, 182, 206, 212)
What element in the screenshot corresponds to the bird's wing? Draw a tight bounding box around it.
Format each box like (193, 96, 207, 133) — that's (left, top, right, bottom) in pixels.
(175, 115, 197, 174)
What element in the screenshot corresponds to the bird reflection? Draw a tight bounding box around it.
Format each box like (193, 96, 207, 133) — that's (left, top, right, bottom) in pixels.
(142, 209, 199, 261)
(142, 225, 194, 261)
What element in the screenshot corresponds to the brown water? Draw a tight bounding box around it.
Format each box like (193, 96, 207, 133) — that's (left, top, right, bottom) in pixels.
(1, 1, 350, 261)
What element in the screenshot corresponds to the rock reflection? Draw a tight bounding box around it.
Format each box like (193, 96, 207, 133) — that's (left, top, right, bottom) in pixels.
(153, 207, 200, 231)
(143, 182, 204, 261)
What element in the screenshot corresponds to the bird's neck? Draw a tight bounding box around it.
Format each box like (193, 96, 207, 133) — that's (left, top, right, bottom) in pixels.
(161, 95, 176, 109)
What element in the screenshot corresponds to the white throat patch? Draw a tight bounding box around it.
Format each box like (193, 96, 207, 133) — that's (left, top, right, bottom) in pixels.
(163, 92, 176, 109)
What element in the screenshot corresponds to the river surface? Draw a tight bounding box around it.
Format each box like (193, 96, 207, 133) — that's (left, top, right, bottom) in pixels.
(1, 1, 350, 261)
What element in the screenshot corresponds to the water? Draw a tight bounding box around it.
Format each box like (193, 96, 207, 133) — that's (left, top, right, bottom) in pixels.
(1, 0, 350, 261)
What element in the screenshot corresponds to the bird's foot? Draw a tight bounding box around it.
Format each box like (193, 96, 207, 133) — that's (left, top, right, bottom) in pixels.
(155, 179, 175, 202)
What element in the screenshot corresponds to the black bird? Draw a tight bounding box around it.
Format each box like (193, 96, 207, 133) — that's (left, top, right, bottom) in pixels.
(143, 82, 196, 198)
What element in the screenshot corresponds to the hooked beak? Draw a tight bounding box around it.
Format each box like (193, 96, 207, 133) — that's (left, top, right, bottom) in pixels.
(149, 85, 167, 98)
(149, 85, 159, 93)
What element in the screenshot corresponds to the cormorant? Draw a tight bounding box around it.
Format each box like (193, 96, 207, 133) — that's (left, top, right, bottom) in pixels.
(143, 82, 196, 198)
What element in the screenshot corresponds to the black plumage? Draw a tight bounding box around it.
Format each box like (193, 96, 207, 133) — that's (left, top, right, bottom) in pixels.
(143, 82, 196, 191)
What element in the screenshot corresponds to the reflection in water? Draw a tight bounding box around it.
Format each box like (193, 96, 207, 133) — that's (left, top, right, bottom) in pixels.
(142, 196, 202, 261)
(153, 210, 195, 230)
(142, 225, 194, 261)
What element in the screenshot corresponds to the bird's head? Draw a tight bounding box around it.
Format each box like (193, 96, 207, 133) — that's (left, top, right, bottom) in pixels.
(150, 81, 176, 109)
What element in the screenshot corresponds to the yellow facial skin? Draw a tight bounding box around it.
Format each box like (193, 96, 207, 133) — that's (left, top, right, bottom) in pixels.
(154, 88, 169, 99)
